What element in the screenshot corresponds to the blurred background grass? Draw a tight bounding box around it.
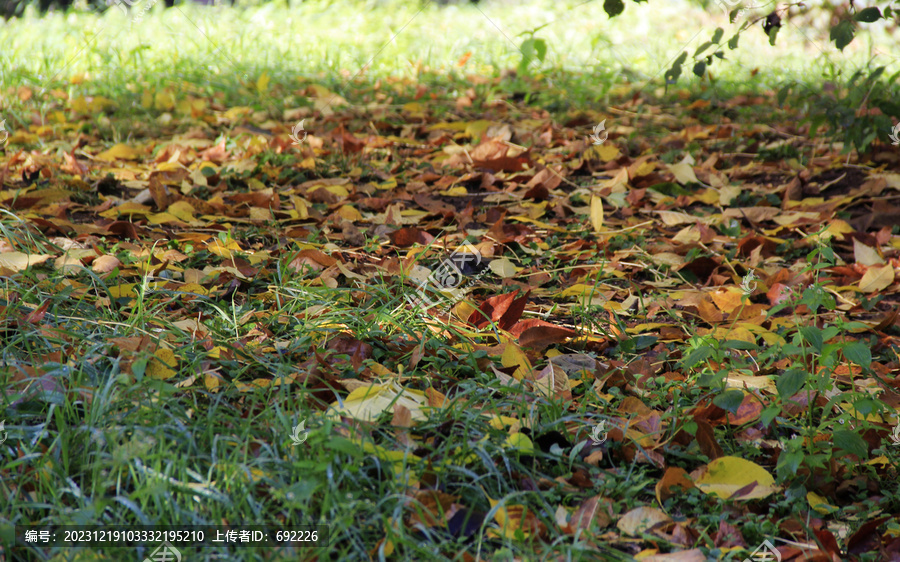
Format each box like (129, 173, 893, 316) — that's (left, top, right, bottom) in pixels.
(1, 0, 897, 103)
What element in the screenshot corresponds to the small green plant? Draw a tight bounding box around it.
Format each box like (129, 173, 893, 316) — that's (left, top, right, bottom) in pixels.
(680, 228, 888, 490)
(778, 65, 900, 155)
(517, 24, 550, 76)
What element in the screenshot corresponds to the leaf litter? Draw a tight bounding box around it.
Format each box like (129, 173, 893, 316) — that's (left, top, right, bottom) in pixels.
(1, 76, 900, 560)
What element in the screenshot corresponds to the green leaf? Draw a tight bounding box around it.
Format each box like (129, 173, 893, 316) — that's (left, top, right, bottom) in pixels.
(776, 450, 804, 479)
(843, 341, 872, 368)
(767, 25, 780, 46)
(777, 85, 792, 106)
(760, 405, 781, 428)
(713, 389, 745, 414)
(777, 369, 807, 399)
(532, 38, 547, 62)
(799, 326, 824, 352)
(723, 340, 758, 351)
(692, 61, 707, 77)
(834, 430, 868, 458)
(830, 20, 855, 51)
(603, 0, 625, 18)
(711, 28, 724, 43)
(664, 52, 688, 86)
(694, 41, 714, 58)
(518, 38, 547, 73)
(855, 7, 882, 22)
(683, 345, 713, 368)
(727, 34, 739, 50)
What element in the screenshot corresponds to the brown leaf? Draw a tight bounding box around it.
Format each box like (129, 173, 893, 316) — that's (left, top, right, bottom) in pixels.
(469, 139, 531, 172)
(91, 254, 121, 273)
(472, 289, 529, 331)
(569, 495, 612, 533)
(515, 321, 577, 349)
(655, 467, 695, 505)
(388, 227, 431, 247)
(695, 420, 724, 460)
(23, 300, 50, 324)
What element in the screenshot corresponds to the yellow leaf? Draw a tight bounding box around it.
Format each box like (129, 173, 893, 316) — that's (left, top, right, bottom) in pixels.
(586, 144, 620, 162)
(155, 90, 175, 110)
(256, 72, 270, 93)
(616, 507, 673, 536)
(772, 211, 820, 227)
(147, 347, 177, 380)
(724, 373, 776, 394)
(327, 381, 430, 422)
(70, 96, 89, 113)
(99, 202, 153, 219)
(807, 492, 836, 515)
(626, 322, 671, 334)
(590, 195, 604, 232)
(485, 415, 519, 430)
(710, 287, 744, 314)
(206, 346, 229, 359)
(360, 441, 422, 465)
(649, 252, 684, 267)
(401, 102, 425, 118)
(235, 377, 294, 392)
(54, 249, 94, 273)
(107, 282, 164, 299)
(559, 284, 598, 298)
(822, 219, 854, 241)
(504, 433, 534, 454)
(204, 372, 223, 392)
(533, 365, 569, 398)
(147, 213, 182, 225)
(694, 456, 778, 500)
(501, 340, 532, 381)
(96, 144, 142, 161)
(507, 215, 566, 231)
(439, 186, 468, 196)
(176, 283, 208, 296)
(485, 496, 543, 539)
(719, 184, 741, 206)
(487, 257, 519, 278)
(859, 265, 894, 293)
(0, 252, 52, 272)
(668, 156, 699, 185)
(207, 237, 243, 258)
(654, 210, 702, 226)
(167, 201, 197, 222)
(336, 205, 362, 221)
(853, 239, 884, 266)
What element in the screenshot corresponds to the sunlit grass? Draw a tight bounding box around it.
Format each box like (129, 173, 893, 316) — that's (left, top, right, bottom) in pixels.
(1, 0, 897, 102)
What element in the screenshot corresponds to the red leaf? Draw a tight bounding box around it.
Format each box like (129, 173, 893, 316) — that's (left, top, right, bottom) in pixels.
(472, 290, 529, 331)
(24, 300, 50, 324)
(514, 321, 577, 349)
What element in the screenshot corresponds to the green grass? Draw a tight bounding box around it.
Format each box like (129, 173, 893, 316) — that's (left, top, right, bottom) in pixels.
(2, 0, 900, 560)
(1, 0, 897, 117)
(0, 235, 644, 560)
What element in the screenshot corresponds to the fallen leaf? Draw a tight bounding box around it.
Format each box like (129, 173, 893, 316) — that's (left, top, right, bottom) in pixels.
(617, 506, 672, 536)
(692, 456, 778, 500)
(0, 252, 52, 271)
(590, 194, 604, 232)
(859, 265, 894, 293)
(327, 381, 431, 422)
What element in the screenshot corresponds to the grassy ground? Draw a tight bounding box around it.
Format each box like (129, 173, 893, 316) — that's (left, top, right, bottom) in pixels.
(1, 0, 900, 561)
